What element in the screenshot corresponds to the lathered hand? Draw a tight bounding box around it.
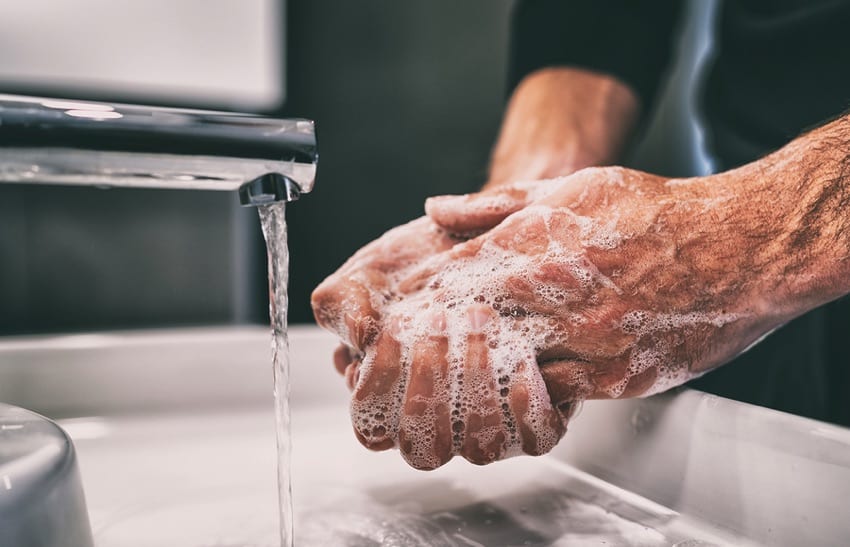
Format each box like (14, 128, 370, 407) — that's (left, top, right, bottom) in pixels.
(314, 114, 850, 470)
(425, 167, 792, 413)
(315, 166, 792, 469)
(311, 217, 460, 386)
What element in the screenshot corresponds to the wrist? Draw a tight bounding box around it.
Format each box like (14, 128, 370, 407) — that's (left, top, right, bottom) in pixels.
(487, 67, 639, 189)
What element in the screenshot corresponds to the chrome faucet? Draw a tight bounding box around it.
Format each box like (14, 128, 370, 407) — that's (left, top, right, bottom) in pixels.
(0, 94, 317, 206)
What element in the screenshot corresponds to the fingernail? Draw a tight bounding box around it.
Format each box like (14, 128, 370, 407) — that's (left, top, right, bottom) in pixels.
(388, 316, 404, 336)
(346, 313, 379, 349)
(467, 304, 491, 331)
(429, 311, 447, 332)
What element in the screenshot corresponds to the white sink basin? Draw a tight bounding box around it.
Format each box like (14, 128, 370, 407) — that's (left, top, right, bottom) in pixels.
(1, 326, 848, 546)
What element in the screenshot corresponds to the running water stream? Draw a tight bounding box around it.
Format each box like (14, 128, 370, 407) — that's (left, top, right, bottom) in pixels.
(258, 202, 293, 547)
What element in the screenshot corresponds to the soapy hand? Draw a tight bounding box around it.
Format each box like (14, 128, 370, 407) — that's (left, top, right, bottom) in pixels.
(314, 166, 787, 470)
(425, 167, 787, 408)
(313, 67, 636, 386)
(311, 216, 461, 383)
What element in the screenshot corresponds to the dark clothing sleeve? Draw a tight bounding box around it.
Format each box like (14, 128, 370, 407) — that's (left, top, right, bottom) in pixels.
(704, 0, 850, 170)
(695, 0, 850, 429)
(509, 0, 685, 112)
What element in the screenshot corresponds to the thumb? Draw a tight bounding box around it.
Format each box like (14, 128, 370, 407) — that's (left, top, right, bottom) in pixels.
(425, 182, 538, 236)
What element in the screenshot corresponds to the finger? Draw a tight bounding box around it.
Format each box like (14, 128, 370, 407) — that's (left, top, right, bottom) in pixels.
(589, 356, 635, 399)
(344, 357, 362, 391)
(539, 355, 637, 405)
(459, 333, 506, 465)
(536, 309, 635, 363)
(312, 217, 457, 348)
(538, 360, 596, 419)
(620, 365, 658, 398)
(508, 354, 566, 457)
(425, 184, 536, 236)
(535, 167, 664, 215)
(397, 313, 453, 470)
(363, 219, 458, 288)
(395, 253, 450, 295)
(350, 330, 405, 452)
(333, 344, 355, 375)
(395, 236, 487, 295)
(311, 273, 381, 350)
(339, 217, 453, 276)
(458, 305, 508, 466)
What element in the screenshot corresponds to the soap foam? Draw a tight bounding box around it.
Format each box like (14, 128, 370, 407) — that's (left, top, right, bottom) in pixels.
(342, 200, 745, 468)
(617, 310, 744, 396)
(348, 215, 585, 467)
(354, 206, 630, 465)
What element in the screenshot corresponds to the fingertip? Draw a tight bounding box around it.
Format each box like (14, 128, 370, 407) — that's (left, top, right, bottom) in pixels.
(555, 400, 581, 422)
(506, 357, 568, 456)
(310, 282, 338, 331)
(424, 194, 475, 234)
(333, 344, 354, 375)
(399, 429, 454, 470)
(311, 276, 381, 351)
(344, 361, 361, 391)
(508, 382, 538, 456)
(462, 450, 502, 466)
(353, 427, 395, 452)
(423, 194, 457, 216)
(458, 336, 509, 466)
(353, 331, 402, 402)
(460, 417, 506, 466)
(426, 190, 527, 236)
(619, 366, 658, 398)
(399, 331, 453, 469)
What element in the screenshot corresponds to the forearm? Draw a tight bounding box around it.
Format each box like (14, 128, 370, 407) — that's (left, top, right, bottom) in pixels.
(724, 114, 850, 318)
(775, 115, 850, 308)
(487, 67, 639, 189)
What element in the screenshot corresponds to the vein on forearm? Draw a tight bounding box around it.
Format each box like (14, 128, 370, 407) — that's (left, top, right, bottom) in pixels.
(771, 114, 850, 302)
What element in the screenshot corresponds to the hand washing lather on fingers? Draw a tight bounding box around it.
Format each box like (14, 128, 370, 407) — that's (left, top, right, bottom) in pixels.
(312, 115, 850, 469)
(313, 0, 850, 467)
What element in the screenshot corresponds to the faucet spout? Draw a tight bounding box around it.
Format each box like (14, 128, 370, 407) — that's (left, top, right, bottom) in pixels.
(0, 95, 317, 206)
(239, 173, 302, 206)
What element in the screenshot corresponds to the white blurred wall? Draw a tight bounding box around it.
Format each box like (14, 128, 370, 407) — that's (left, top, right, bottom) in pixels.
(0, 0, 283, 110)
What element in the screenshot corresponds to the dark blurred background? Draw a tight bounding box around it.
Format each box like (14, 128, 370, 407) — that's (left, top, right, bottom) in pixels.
(0, 0, 714, 333)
